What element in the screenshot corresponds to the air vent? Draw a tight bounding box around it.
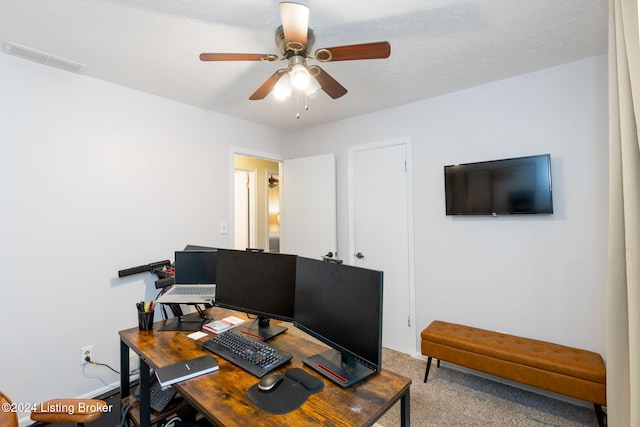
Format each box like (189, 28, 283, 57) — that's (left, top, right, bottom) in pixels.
(3, 41, 85, 74)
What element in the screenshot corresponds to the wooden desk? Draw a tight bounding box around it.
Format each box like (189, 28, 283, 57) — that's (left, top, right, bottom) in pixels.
(120, 308, 411, 426)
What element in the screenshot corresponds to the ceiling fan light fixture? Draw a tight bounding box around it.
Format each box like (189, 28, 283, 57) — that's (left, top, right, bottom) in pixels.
(290, 63, 310, 89)
(304, 75, 321, 98)
(273, 73, 293, 99)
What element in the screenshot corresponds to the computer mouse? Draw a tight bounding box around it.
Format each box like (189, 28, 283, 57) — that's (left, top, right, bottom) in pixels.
(258, 373, 284, 391)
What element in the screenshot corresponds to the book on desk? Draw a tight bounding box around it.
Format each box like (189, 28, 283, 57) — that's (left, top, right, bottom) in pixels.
(155, 355, 219, 387)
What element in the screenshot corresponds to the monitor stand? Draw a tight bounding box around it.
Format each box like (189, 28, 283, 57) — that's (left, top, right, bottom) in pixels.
(303, 349, 376, 388)
(159, 304, 208, 331)
(235, 316, 287, 341)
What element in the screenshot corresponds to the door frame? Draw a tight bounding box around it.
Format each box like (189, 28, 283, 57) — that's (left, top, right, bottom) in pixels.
(233, 168, 256, 250)
(229, 146, 284, 250)
(347, 136, 418, 354)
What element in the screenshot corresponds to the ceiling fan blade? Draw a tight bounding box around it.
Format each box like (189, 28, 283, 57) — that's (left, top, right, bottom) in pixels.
(309, 66, 347, 99)
(199, 53, 278, 62)
(249, 69, 287, 100)
(279, 2, 309, 48)
(314, 41, 391, 62)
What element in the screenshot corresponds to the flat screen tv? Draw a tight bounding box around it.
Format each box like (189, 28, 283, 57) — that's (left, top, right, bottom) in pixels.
(444, 154, 553, 215)
(294, 257, 383, 387)
(214, 249, 297, 341)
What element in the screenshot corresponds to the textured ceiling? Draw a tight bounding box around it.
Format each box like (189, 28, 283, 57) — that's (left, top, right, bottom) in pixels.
(0, 0, 608, 132)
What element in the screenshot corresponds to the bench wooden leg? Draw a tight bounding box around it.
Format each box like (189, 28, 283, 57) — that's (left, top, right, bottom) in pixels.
(423, 357, 432, 383)
(423, 356, 443, 383)
(594, 404, 606, 427)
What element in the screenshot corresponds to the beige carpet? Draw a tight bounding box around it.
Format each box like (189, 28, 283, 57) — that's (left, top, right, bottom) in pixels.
(376, 347, 601, 426)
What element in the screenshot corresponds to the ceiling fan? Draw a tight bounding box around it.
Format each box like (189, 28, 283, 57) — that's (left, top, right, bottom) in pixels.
(199, 2, 391, 101)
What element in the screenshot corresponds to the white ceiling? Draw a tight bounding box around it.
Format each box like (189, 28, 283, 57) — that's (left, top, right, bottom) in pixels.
(1, 0, 608, 133)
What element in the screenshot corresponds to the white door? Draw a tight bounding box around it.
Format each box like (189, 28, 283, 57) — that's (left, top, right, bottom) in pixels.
(280, 154, 337, 260)
(349, 138, 415, 354)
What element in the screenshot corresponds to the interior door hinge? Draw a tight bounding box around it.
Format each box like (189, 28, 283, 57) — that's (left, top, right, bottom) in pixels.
(408, 316, 411, 327)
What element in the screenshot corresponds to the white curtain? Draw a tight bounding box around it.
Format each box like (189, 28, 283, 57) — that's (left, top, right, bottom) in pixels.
(607, 0, 640, 426)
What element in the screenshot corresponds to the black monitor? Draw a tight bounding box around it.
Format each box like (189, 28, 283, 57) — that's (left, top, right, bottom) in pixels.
(214, 249, 297, 341)
(173, 249, 217, 285)
(294, 257, 383, 387)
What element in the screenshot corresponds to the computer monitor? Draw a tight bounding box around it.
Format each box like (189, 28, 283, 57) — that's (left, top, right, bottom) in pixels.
(173, 249, 217, 285)
(294, 257, 384, 387)
(214, 249, 297, 341)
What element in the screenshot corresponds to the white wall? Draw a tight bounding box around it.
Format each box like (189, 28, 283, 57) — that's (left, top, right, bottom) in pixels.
(0, 53, 288, 422)
(287, 55, 609, 357)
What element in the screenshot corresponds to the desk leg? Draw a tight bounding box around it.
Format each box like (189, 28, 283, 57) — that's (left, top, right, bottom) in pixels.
(400, 387, 410, 427)
(139, 358, 151, 427)
(120, 340, 130, 398)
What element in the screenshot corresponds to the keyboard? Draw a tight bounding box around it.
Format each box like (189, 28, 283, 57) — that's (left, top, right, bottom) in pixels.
(201, 330, 292, 377)
(150, 383, 177, 412)
(169, 286, 215, 295)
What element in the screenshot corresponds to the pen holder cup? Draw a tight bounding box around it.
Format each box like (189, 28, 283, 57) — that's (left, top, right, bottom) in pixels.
(138, 310, 155, 331)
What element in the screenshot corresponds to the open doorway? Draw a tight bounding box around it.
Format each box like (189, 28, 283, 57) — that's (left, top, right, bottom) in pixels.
(234, 155, 281, 252)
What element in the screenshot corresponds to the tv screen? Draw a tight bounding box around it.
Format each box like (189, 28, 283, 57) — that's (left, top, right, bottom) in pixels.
(173, 250, 217, 285)
(294, 257, 383, 387)
(444, 154, 553, 215)
(214, 249, 297, 340)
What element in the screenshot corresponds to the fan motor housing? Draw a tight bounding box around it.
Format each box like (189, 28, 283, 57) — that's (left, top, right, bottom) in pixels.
(275, 26, 315, 57)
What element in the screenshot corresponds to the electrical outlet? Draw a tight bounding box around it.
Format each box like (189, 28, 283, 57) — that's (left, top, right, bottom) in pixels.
(81, 345, 93, 364)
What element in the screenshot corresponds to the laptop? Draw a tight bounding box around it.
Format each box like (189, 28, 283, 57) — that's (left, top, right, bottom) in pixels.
(155, 250, 217, 304)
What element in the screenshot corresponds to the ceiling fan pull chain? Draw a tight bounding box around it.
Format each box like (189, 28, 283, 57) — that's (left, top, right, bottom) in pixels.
(296, 94, 300, 119)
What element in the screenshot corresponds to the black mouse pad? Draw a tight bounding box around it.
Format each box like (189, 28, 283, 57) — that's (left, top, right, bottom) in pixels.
(247, 368, 324, 414)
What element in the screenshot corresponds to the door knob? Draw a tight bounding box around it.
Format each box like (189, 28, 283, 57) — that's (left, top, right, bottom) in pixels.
(355, 252, 365, 259)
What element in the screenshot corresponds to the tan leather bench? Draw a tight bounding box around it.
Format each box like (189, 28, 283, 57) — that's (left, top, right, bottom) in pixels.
(421, 321, 607, 426)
